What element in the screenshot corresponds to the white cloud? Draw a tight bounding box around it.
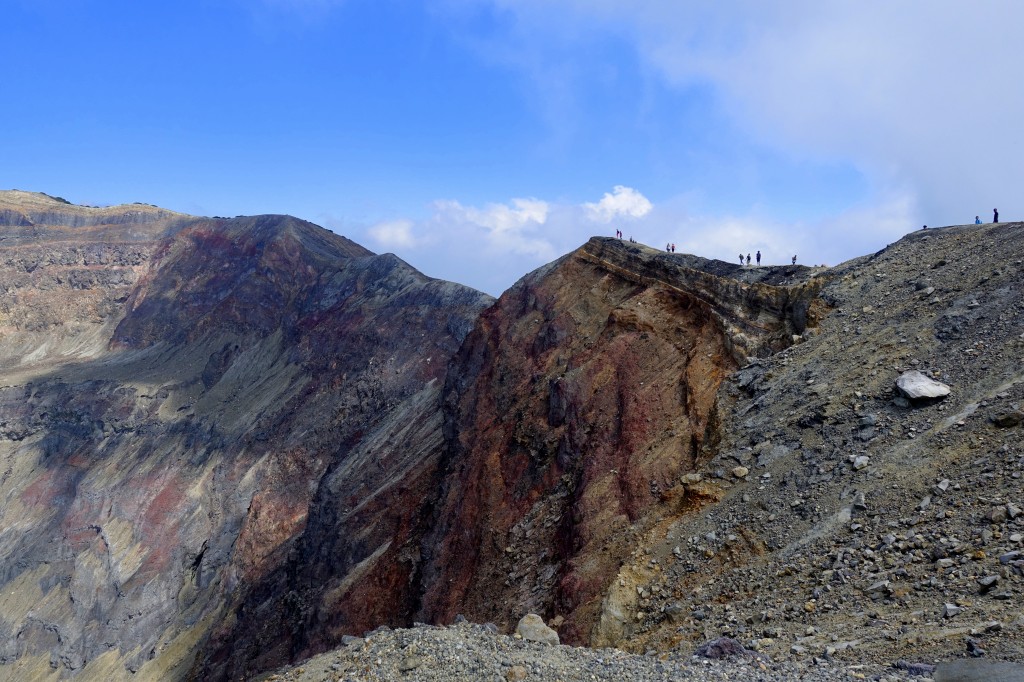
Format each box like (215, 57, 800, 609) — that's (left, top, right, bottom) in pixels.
(344, 184, 925, 296)
(437, 197, 549, 234)
(583, 185, 652, 223)
(368, 219, 419, 249)
(432, 197, 553, 259)
(448, 1, 1024, 235)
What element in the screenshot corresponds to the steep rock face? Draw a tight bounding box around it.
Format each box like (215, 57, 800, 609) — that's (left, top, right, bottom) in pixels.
(588, 222, 1024, 665)
(0, 192, 491, 680)
(416, 237, 824, 644)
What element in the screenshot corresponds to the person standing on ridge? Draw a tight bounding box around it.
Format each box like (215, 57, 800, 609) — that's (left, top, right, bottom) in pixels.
(739, 254, 744, 265)
(671, 243, 675, 253)
(746, 253, 751, 266)
(756, 250, 761, 266)
(975, 216, 981, 224)
(792, 255, 797, 265)
(994, 208, 999, 223)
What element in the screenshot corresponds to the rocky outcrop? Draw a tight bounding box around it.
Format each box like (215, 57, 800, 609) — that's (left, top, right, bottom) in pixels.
(0, 191, 491, 680)
(30, 189, 1013, 680)
(414, 237, 823, 645)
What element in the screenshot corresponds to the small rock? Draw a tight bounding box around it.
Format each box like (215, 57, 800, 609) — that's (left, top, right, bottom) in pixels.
(732, 466, 749, 479)
(942, 603, 962, 619)
(865, 580, 891, 595)
(966, 637, 986, 657)
(664, 602, 686, 624)
(1007, 502, 1022, 519)
(506, 665, 528, 681)
(977, 575, 999, 592)
(987, 506, 1008, 524)
(853, 456, 870, 471)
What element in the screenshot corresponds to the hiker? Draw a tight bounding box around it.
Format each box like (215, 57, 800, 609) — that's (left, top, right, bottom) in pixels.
(666, 243, 671, 252)
(739, 254, 744, 265)
(922, 225, 927, 230)
(994, 208, 999, 223)
(792, 255, 797, 265)
(746, 253, 751, 266)
(975, 216, 981, 224)
(755, 250, 761, 266)
(671, 243, 675, 253)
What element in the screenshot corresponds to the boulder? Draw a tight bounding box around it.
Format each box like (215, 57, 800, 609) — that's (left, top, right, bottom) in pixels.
(992, 410, 1024, 428)
(934, 660, 1024, 682)
(896, 370, 951, 400)
(515, 614, 560, 645)
(695, 637, 751, 660)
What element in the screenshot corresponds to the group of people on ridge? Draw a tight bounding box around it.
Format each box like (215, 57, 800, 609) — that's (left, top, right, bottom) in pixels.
(975, 208, 999, 224)
(737, 250, 797, 267)
(613, 231, 801, 268)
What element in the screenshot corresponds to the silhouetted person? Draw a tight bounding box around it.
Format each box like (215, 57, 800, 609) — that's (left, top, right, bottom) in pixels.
(746, 253, 751, 266)
(756, 250, 761, 265)
(739, 254, 744, 265)
(671, 243, 675, 253)
(792, 255, 797, 265)
(975, 216, 981, 224)
(922, 225, 927, 230)
(994, 208, 999, 223)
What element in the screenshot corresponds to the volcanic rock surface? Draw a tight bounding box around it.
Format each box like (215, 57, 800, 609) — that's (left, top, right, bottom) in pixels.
(416, 238, 822, 646)
(0, 191, 491, 680)
(3, 189, 1024, 681)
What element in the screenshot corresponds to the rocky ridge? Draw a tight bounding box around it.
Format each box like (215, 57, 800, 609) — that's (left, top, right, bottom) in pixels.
(269, 221, 1024, 680)
(2, 190, 1023, 681)
(590, 223, 1024, 670)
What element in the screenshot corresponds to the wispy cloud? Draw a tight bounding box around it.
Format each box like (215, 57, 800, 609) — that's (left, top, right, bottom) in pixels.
(368, 219, 419, 249)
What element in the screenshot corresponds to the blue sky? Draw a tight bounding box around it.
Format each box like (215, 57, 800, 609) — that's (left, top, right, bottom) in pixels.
(4, 1, 1022, 295)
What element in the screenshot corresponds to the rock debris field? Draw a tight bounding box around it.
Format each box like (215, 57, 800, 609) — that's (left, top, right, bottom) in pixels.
(258, 621, 1024, 682)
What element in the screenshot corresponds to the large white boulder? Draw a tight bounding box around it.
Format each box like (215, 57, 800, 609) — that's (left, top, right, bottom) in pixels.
(896, 370, 951, 400)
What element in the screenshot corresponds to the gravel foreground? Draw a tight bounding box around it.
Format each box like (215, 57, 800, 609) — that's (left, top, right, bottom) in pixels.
(257, 622, 958, 682)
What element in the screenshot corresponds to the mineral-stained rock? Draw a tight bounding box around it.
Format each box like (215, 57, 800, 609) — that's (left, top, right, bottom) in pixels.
(414, 237, 821, 647)
(0, 191, 492, 681)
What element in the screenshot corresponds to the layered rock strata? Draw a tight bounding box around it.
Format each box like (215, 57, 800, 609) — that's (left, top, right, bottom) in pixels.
(416, 237, 822, 645)
(0, 191, 491, 680)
